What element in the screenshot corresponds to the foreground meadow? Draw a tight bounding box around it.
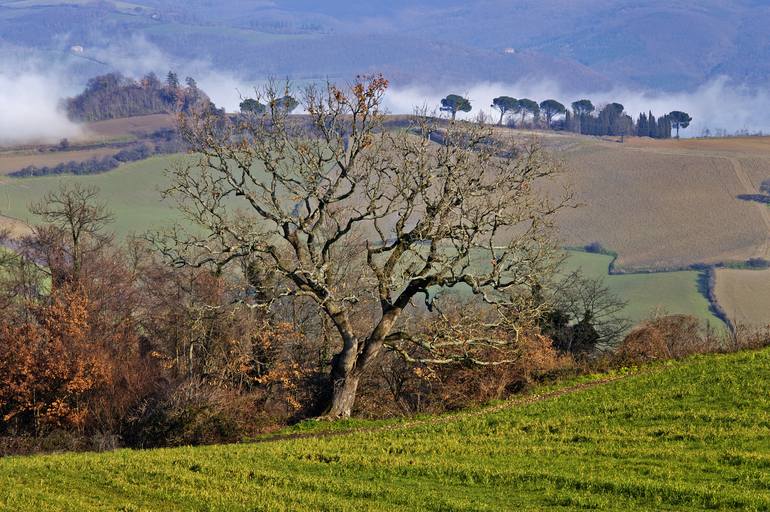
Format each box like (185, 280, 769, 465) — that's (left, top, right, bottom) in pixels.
(1, 348, 768, 511)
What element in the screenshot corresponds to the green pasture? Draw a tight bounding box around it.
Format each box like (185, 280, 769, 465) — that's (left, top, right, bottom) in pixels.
(0, 155, 189, 238)
(563, 250, 724, 329)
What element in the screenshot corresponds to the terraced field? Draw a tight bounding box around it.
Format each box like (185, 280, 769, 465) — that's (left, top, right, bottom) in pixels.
(1, 348, 768, 511)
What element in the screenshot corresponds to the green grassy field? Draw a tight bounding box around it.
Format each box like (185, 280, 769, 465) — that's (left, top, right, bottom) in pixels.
(563, 250, 723, 328)
(0, 155, 186, 238)
(1, 348, 768, 511)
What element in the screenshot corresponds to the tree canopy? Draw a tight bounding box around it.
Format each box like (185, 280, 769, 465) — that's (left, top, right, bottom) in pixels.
(239, 98, 267, 114)
(668, 111, 693, 138)
(514, 98, 540, 125)
(539, 99, 566, 127)
(491, 96, 517, 125)
(571, 99, 595, 116)
(440, 94, 472, 119)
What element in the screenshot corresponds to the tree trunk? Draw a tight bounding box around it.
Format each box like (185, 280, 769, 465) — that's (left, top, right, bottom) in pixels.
(326, 372, 360, 418)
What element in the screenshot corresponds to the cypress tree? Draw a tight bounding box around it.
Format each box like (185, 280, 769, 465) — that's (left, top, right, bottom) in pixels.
(648, 111, 658, 138)
(636, 113, 648, 136)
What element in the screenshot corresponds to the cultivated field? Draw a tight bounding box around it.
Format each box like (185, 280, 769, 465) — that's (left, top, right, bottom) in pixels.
(2, 348, 768, 510)
(0, 147, 119, 176)
(0, 114, 177, 177)
(564, 251, 723, 328)
(77, 114, 176, 142)
(714, 268, 770, 327)
(549, 135, 770, 271)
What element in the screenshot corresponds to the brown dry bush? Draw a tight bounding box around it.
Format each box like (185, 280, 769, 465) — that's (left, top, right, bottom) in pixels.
(614, 314, 717, 364)
(355, 304, 570, 418)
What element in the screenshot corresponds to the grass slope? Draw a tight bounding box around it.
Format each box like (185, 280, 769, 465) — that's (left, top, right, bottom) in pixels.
(563, 250, 723, 328)
(2, 349, 769, 511)
(0, 155, 185, 238)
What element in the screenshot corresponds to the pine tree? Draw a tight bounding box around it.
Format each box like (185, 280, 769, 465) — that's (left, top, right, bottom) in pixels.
(166, 71, 179, 89)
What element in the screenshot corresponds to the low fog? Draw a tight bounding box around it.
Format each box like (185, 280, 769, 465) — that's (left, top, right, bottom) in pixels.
(3, 37, 770, 145)
(0, 69, 82, 145)
(386, 77, 770, 137)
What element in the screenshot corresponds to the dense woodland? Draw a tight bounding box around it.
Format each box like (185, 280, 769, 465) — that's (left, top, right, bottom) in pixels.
(65, 72, 221, 122)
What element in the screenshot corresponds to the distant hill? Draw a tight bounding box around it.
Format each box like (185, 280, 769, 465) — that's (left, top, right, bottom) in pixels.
(2, 0, 770, 91)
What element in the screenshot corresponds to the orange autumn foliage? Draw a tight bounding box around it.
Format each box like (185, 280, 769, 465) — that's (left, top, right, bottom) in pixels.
(0, 285, 112, 434)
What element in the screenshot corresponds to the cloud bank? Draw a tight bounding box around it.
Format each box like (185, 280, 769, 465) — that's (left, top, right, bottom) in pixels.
(3, 34, 770, 145)
(0, 69, 82, 145)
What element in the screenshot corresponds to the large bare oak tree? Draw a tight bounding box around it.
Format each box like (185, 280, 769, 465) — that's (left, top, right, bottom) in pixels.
(152, 76, 570, 417)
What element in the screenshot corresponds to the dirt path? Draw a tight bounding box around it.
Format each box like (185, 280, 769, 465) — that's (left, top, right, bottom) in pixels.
(252, 374, 631, 444)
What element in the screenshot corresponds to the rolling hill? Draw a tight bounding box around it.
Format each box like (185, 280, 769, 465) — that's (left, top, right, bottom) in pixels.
(1, 347, 768, 510)
(3, 0, 770, 91)
(3, 118, 769, 325)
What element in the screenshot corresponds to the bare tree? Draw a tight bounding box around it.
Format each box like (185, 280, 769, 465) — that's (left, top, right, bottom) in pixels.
(542, 271, 631, 354)
(151, 75, 570, 418)
(29, 183, 113, 281)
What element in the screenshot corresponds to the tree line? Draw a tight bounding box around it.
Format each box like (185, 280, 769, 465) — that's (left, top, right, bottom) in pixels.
(441, 94, 692, 138)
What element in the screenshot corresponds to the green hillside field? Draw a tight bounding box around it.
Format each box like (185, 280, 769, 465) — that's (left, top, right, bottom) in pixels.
(1, 348, 768, 510)
(563, 250, 724, 329)
(0, 155, 185, 238)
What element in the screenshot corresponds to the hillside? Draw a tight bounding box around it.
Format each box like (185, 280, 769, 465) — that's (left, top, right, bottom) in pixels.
(3, 0, 770, 90)
(3, 123, 769, 325)
(1, 348, 768, 510)
(547, 133, 770, 270)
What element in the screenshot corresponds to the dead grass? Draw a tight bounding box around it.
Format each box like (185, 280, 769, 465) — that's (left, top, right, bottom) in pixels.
(0, 215, 31, 237)
(0, 148, 119, 176)
(714, 268, 770, 327)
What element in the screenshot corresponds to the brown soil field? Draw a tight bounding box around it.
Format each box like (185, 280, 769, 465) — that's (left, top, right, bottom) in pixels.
(714, 268, 770, 327)
(77, 113, 176, 141)
(531, 134, 770, 270)
(0, 147, 118, 176)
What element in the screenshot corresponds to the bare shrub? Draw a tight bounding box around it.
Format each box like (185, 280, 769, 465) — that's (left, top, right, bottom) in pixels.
(615, 314, 714, 363)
